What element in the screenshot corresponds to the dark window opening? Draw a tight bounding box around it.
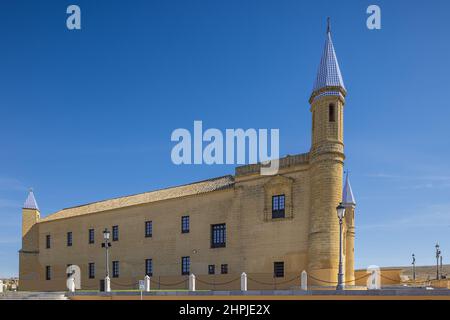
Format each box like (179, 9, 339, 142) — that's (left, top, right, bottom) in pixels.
(181, 216, 190, 233)
(329, 104, 336, 122)
(67, 232, 73, 247)
(221, 264, 228, 274)
(89, 229, 95, 244)
(46, 266, 51, 280)
(46, 235, 51, 249)
(272, 195, 286, 219)
(208, 265, 215, 275)
(112, 261, 119, 278)
(89, 263, 95, 279)
(145, 221, 152, 238)
(211, 224, 226, 248)
(181, 256, 190, 275)
(112, 225, 119, 241)
(145, 259, 153, 277)
(274, 262, 284, 278)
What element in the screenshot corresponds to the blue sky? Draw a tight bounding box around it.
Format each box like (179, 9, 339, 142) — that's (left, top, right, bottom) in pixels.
(1, 0, 450, 277)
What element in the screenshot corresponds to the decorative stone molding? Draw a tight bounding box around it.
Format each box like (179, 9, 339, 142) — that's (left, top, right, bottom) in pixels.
(263, 175, 294, 221)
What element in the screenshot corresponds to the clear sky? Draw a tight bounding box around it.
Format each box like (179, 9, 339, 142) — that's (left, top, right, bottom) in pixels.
(1, 0, 449, 277)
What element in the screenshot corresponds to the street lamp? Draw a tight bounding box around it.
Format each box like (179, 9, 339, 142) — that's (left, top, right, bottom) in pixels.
(336, 203, 346, 290)
(412, 254, 416, 282)
(102, 228, 112, 291)
(435, 243, 441, 280)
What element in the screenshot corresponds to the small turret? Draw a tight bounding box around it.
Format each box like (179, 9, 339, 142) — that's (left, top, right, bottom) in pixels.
(22, 189, 40, 242)
(342, 172, 356, 284)
(20, 188, 41, 290)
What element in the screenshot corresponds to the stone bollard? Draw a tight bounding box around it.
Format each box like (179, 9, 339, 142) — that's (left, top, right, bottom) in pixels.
(301, 270, 308, 290)
(189, 274, 196, 291)
(144, 275, 151, 292)
(105, 276, 111, 292)
(0, 280, 3, 293)
(241, 272, 247, 291)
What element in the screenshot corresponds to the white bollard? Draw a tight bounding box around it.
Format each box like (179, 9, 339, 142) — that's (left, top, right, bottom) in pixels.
(68, 276, 75, 292)
(189, 274, 196, 291)
(144, 275, 151, 292)
(0, 280, 3, 293)
(105, 276, 111, 292)
(241, 272, 247, 291)
(301, 270, 308, 290)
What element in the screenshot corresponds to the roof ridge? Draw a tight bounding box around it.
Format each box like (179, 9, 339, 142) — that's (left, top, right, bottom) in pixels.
(41, 175, 235, 221)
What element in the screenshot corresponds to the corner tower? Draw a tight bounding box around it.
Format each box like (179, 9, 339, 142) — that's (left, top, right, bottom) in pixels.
(19, 189, 41, 291)
(307, 19, 347, 285)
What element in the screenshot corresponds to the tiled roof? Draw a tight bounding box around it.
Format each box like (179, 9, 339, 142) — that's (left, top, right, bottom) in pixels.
(40, 175, 235, 222)
(23, 189, 39, 210)
(312, 24, 345, 96)
(342, 172, 356, 206)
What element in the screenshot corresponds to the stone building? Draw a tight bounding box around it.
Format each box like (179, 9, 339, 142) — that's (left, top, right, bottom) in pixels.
(19, 22, 356, 291)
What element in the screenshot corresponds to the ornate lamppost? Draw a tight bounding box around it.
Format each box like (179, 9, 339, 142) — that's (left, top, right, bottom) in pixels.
(102, 228, 112, 291)
(336, 203, 346, 290)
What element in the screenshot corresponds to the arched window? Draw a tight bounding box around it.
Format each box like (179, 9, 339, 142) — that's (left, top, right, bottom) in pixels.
(329, 104, 336, 122)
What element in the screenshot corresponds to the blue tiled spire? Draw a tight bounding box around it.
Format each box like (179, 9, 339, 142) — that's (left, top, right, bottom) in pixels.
(311, 18, 346, 100)
(342, 172, 356, 207)
(23, 188, 39, 210)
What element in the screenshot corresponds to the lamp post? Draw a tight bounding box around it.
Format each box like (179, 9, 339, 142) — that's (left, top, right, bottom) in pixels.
(336, 203, 346, 290)
(102, 228, 111, 291)
(412, 254, 416, 282)
(435, 243, 441, 280)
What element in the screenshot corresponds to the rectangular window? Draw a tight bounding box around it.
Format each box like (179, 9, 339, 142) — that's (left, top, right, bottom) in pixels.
(88, 229, 95, 244)
(112, 261, 119, 278)
(272, 195, 286, 219)
(46, 235, 51, 249)
(329, 104, 336, 122)
(67, 232, 73, 247)
(208, 265, 215, 275)
(89, 263, 95, 279)
(112, 225, 119, 241)
(181, 216, 190, 233)
(145, 221, 152, 238)
(221, 264, 228, 274)
(145, 259, 153, 277)
(211, 224, 226, 248)
(274, 262, 284, 278)
(181, 256, 190, 275)
(46, 266, 51, 280)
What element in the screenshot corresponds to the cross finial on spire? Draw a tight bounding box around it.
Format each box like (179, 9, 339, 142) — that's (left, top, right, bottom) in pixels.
(327, 17, 331, 34)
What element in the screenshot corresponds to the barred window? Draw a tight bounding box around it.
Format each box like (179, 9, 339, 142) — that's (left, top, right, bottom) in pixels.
(46, 235, 51, 249)
(67, 232, 73, 247)
(221, 264, 228, 274)
(272, 195, 285, 219)
(181, 216, 190, 233)
(274, 261, 284, 278)
(181, 256, 190, 275)
(208, 265, 215, 275)
(112, 225, 119, 241)
(211, 224, 226, 248)
(145, 221, 152, 238)
(46, 266, 51, 280)
(145, 259, 153, 277)
(88, 263, 95, 279)
(112, 261, 119, 278)
(88, 229, 95, 244)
